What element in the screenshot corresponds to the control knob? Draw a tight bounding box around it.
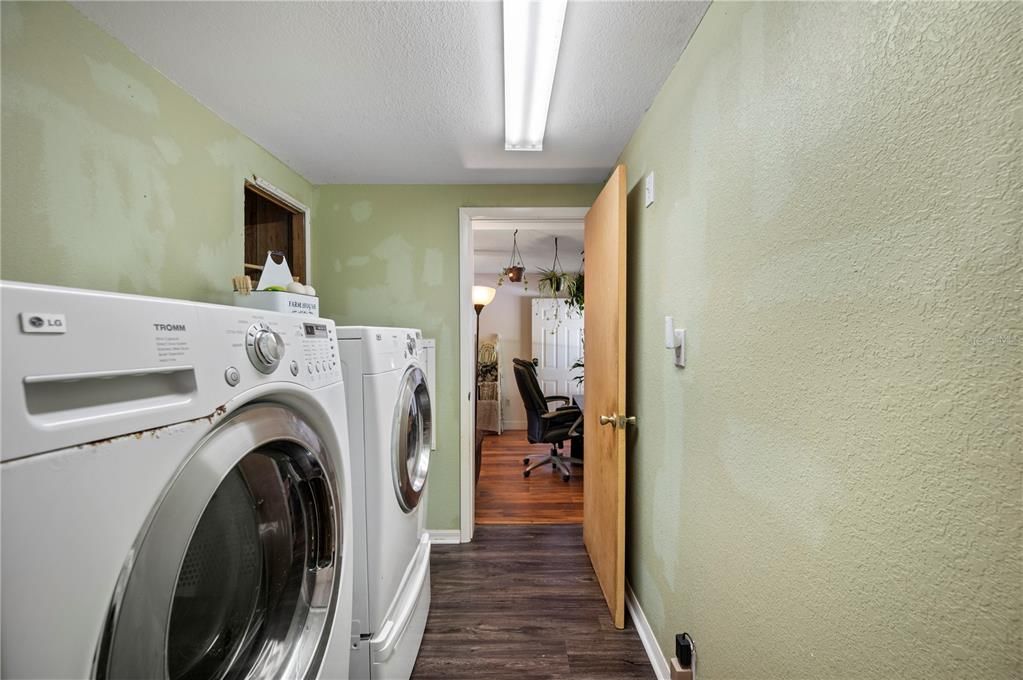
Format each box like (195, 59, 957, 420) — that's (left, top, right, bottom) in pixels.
(246, 322, 285, 374)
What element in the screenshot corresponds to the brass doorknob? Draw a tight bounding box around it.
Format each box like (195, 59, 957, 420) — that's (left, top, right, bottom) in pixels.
(599, 414, 638, 428)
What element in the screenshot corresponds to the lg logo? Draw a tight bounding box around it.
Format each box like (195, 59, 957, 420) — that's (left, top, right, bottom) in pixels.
(20, 312, 67, 334)
(29, 316, 62, 329)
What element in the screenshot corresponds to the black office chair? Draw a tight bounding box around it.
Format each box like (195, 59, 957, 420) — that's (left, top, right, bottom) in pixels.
(511, 358, 583, 482)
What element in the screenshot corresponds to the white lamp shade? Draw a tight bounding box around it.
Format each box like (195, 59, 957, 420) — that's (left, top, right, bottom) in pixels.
(472, 285, 497, 307)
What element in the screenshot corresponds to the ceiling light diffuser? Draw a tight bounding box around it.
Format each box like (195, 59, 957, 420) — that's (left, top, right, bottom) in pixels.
(503, 0, 568, 151)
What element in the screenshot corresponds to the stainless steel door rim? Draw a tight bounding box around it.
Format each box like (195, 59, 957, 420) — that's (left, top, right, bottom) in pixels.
(95, 403, 342, 680)
(391, 366, 432, 513)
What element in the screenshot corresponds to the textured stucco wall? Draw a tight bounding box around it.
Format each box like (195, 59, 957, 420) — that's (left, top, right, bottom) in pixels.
(619, 2, 1021, 678)
(313, 184, 599, 530)
(1, 2, 315, 303)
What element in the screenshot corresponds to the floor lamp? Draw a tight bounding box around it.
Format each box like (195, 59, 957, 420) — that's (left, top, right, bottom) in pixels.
(471, 285, 497, 484)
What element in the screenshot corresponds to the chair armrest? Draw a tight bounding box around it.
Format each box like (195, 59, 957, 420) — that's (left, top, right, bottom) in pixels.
(541, 407, 580, 423)
(545, 395, 571, 406)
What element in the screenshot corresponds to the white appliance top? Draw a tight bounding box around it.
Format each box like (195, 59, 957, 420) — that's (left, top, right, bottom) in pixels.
(1, 281, 342, 462)
(335, 326, 423, 375)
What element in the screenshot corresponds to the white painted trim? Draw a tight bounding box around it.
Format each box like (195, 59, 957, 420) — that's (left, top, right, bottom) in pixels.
(428, 530, 462, 545)
(626, 582, 670, 680)
(247, 176, 313, 286)
(458, 208, 476, 544)
(458, 206, 590, 544)
(502, 419, 528, 430)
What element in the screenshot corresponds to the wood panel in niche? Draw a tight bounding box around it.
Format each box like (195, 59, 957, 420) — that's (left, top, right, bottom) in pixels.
(243, 183, 306, 284)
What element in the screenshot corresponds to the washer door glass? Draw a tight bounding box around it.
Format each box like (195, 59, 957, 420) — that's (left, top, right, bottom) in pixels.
(393, 366, 432, 512)
(98, 404, 341, 680)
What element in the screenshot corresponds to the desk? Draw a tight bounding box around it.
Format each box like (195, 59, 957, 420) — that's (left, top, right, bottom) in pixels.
(570, 394, 584, 459)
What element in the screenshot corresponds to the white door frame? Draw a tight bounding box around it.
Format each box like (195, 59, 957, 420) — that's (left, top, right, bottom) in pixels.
(458, 206, 589, 542)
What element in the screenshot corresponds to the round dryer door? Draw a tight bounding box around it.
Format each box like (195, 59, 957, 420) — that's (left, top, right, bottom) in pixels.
(96, 404, 342, 680)
(392, 366, 432, 512)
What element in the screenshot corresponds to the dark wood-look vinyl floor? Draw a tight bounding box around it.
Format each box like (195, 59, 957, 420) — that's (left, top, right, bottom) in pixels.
(412, 525, 654, 680)
(476, 430, 583, 525)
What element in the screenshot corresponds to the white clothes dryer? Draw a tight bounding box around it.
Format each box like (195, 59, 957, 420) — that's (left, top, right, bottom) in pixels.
(1, 282, 354, 680)
(337, 327, 432, 680)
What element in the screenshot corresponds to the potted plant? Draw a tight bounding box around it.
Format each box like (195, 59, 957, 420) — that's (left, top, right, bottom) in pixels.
(497, 229, 528, 288)
(537, 267, 569, 296)
(565, 270, 584, 315)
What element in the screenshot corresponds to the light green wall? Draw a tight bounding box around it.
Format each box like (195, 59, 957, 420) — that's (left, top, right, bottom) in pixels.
(1, 2, 314, 303)
(619, 2, 1021, 678)
(0, 0, 597, 533)
(313, 185, 599, 529)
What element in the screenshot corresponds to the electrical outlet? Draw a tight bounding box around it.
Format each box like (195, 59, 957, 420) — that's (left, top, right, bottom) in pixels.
(644, 172, 655, 207)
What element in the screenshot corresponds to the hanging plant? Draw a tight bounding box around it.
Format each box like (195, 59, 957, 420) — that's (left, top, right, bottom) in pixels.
(560, 248, 584, 315)
(566, 270, 584, 315)
(537, 236, 569, 298)
(496, 229, 528, 289)
(537, 268, 568, 296)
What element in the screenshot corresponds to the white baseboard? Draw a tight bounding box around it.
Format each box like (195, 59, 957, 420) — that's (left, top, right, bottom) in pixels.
(626, 582, 670, 680)
(427, 529, 462, 545)
(502, 419, 527, 430)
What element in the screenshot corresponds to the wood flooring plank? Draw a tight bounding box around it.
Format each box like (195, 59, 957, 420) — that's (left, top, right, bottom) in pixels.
(411, 525, 654, 680)
(475, 430, 583, 525)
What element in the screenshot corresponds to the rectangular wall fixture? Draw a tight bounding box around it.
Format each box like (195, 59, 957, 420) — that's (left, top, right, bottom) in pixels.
(503, 0, 568, 151)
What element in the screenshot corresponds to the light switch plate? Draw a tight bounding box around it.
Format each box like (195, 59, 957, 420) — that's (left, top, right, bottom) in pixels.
(644, 172, 655, 207)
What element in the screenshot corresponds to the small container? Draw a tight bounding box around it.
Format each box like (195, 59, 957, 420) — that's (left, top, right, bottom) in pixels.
(234, 290, 319, 316)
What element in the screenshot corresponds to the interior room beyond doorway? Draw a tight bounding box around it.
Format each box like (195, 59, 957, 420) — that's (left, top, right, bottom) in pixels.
(467, 212, 586, 527)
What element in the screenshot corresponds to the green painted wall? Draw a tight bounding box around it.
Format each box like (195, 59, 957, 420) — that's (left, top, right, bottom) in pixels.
(1, 2, 314, 303)
(0, 0, 597, 533)
(313, 185, 599, 529)
(619, 2, 1021, 678)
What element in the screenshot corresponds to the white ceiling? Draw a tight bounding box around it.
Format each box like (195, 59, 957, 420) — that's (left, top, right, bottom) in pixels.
(73, 1, 708, 184)
(474, 222, 584, 275)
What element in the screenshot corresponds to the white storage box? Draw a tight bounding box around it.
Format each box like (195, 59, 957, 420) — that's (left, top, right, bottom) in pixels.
(234, 291, 319, 316)
(234, 251, 318, 316)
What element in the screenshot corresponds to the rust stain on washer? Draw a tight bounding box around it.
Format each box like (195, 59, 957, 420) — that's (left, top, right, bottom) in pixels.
(77, 405, 228, 449)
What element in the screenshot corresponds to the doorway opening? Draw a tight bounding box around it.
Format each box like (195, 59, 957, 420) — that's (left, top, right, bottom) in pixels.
(458, 208, 588, 539)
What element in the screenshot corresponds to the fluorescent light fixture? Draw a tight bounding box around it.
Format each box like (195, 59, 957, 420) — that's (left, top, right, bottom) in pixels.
(503, 0, 568, 151)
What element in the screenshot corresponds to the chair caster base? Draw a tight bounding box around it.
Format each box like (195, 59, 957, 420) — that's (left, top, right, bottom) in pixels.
(523, 458, 530, 465)
(562, 475, 570, 482)
(523, 470, 531, 478)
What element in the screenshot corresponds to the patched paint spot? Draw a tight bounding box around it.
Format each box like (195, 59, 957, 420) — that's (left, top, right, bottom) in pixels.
(333, 258, 342, 273)
(346, 255, 370, 267)
(152, 136, 182, 165)
(350, 200, 373, 222)
(85, 57, 159, 115)
(3, 78, 173, 294)
(207, 137, 244, 167)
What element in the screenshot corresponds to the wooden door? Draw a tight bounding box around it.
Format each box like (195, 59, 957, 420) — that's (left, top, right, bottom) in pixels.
(582, 164, 630, 629)
(531, 298, 584, 398)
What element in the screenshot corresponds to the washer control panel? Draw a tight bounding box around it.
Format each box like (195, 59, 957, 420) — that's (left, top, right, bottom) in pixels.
(299, 321, 339, 384)
(227, 315, 339, 387)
